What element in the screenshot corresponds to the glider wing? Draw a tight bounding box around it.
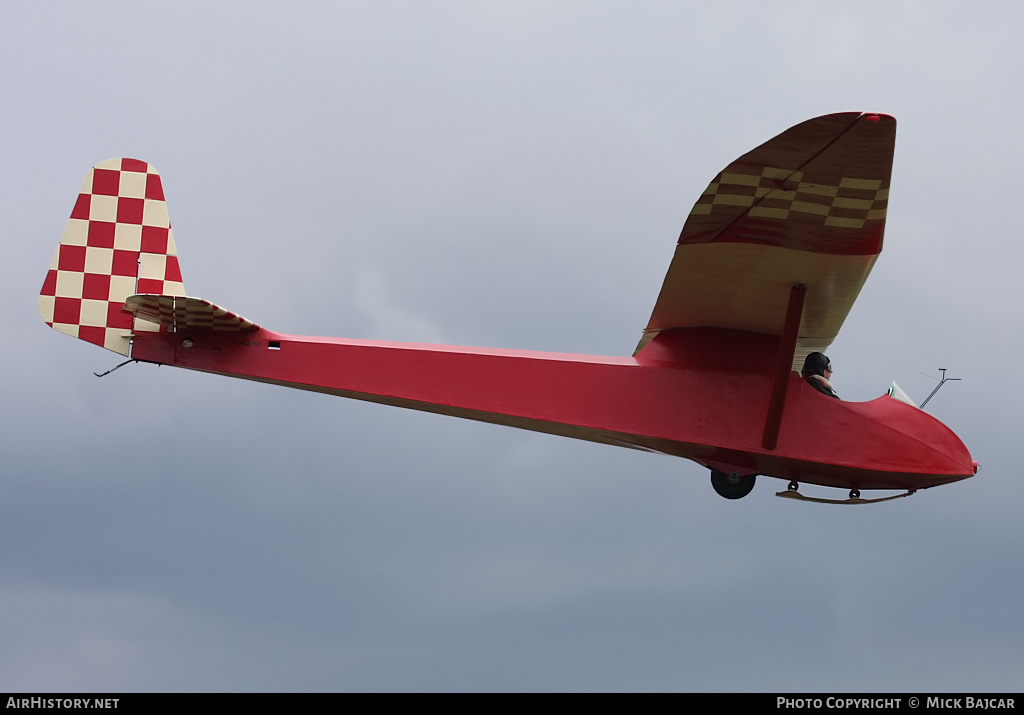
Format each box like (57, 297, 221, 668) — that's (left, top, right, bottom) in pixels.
(637, 112, 896, 368)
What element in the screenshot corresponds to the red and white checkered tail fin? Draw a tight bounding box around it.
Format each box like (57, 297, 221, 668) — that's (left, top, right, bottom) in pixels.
(39, 158, 186, 356)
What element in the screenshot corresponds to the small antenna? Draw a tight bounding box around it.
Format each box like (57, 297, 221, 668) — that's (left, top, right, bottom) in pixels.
(919, 368, 961, 409)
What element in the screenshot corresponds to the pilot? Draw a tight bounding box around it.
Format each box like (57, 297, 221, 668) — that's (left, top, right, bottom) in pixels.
(801, 352, 839, 399)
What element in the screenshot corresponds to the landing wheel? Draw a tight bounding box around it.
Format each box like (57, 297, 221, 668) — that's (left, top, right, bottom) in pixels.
(710, 469, 756, 500)
(849, 489, 861, 500)
(788, 481, 799, 492)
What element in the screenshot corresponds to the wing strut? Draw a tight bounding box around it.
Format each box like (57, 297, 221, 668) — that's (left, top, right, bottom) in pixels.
(762, 284, 806, 450)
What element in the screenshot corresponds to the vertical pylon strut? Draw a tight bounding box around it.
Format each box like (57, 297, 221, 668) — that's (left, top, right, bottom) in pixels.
(762, 284, 806, 450)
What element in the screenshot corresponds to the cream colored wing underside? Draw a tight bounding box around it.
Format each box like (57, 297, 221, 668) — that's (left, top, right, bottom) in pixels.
(638, 112, 896, 370)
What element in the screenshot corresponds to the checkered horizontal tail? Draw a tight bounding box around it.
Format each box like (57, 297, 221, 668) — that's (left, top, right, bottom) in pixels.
(39, 159, 187, 356)
(124, 295, 259, 333)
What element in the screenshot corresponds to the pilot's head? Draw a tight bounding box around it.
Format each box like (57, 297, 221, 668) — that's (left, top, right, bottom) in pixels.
(801, 352, 832, 379)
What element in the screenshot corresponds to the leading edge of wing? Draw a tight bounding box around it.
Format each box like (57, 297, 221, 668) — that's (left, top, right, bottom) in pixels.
(637, 112, 896, 362)
(125, 295, 260, 333)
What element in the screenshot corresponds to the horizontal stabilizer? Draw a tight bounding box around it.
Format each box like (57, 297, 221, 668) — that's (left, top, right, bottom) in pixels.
(125, 295, 260, 333)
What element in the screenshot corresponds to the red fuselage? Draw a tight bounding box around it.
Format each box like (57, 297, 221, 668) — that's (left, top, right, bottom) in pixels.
(132, 325, 976, 493)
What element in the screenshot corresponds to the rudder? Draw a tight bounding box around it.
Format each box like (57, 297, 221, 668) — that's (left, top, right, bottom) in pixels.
(39, 158, 186, 356)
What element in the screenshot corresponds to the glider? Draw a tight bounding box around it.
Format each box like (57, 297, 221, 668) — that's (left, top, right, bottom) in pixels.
(39, 112, 977, 503)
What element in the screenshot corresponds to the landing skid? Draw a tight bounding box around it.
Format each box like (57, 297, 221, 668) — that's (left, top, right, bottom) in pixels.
(775, 488, 916, 505)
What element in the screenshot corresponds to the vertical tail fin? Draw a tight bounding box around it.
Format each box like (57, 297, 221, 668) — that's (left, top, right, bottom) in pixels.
(39, 159, 186, 356)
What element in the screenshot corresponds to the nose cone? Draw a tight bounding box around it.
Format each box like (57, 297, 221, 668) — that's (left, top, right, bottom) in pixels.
(821, 395, 977, 491)
(901, 407, 976, 489)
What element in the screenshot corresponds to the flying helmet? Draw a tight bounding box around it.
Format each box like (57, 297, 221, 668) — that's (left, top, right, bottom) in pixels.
(801, 352, 832, 378)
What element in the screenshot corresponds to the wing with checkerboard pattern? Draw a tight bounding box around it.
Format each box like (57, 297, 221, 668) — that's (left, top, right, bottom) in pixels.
(636, 112, 896, 368)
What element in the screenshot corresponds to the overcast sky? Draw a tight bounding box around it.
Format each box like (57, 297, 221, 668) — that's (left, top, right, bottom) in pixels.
(2, 2, 1022, 692)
